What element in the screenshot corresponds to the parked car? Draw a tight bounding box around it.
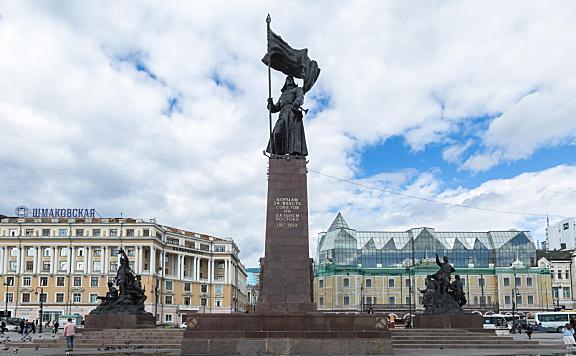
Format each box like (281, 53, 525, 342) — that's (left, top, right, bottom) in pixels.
(180, 322, 188, 329)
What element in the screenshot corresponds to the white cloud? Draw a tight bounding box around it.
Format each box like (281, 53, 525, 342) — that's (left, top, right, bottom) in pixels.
(0, 1, 575, 266)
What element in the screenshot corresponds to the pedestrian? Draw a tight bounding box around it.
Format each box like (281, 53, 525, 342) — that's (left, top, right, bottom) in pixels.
(561, 323, 576, 350)
(53, 320, 59, 334)
(63, 318, 75, 352)
(525, 323, 533, 339)
(20, 321, 30, 341)
(30, 321, 35, 334)
(19, 319, 24, 335)
(1, 320, 5, 335)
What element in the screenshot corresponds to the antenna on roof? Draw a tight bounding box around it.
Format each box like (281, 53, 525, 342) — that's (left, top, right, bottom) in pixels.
(120, 212, 123, 218)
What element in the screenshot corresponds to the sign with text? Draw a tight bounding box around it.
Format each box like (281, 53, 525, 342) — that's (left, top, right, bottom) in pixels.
(273, 197, 301, 228)
(15, 206, 97, 219)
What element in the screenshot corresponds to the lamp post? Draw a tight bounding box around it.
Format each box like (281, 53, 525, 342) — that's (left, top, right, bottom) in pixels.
(201, 293, 207, 313)
(511, 287, 520, 333)
(34, 287, 44, 333)
(3, 280, 11, 317)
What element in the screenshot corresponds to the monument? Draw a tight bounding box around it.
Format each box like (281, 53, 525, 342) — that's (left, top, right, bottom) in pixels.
(180, 15, 392, 355)
(414, 254, 482, 329)
(84, 248, 155, 329)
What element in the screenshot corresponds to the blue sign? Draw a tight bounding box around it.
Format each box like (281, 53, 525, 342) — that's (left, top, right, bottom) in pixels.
(15, 206, 97, 218)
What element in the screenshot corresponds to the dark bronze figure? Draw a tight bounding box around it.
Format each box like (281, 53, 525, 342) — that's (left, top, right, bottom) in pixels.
(420, 254, 466, 314)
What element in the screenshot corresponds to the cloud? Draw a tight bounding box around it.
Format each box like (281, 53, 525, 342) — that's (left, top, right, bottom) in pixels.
(442, 139, 474, 164)
(0, 1, 575, 266)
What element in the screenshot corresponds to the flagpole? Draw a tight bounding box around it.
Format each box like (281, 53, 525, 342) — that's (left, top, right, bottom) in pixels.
(266, 14, 274, 155)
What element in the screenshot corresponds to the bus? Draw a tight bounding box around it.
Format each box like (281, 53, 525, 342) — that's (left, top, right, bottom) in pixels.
(534, 311, 576, 332)
(483, 314, 508, 329)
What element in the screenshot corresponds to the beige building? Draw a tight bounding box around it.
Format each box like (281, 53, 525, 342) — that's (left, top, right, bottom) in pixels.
(538, 250, 576, 309)
(0, 215, 247, 325)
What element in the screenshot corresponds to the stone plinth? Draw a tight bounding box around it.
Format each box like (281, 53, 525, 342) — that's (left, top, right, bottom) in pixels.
(413, 313, 483, 329)
(84, 313, 156, 329)
(181, 313, 392, 355)
(258, 156, 316, 313)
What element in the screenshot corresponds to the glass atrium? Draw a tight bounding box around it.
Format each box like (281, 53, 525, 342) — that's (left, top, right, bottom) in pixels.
(317, 213, 538, 268)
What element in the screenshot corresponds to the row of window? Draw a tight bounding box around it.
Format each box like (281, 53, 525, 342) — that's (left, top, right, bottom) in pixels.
(5, 246, 136, 257)
(4, 228, 153, 237)
(320, 276, 535, 289)
(4, 260, 136, 273)
(551, 270, 571, 280)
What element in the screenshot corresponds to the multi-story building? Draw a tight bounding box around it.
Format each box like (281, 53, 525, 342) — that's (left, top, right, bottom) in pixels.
(546, 217, 576, 250)
(245, 267, 260, 312)
(0, 215, 247, 325)
(314, 213, 553, 315)
(537, 250, 576, 309)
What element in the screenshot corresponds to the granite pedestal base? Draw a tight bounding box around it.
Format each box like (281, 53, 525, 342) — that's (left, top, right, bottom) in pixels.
(413, 313, 483, 329)
(181, 313, 392, 355)
(84, 313, 156, 329)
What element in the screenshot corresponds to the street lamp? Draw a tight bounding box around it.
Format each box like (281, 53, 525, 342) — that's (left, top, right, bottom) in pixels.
(511, 287, 520, 332)
(201, 293, 207, 313)
(34, 287, 44, 333)
(3, 280, 11, 317)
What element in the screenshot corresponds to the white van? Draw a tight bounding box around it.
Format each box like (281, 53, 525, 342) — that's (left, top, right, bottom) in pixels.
(483, 314, 508, 329)
(534, 312, 576, 332)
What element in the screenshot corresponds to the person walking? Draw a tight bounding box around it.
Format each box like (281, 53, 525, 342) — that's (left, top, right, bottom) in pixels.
(63, 318, 75, 352)
(525, 323, 533, 339)
(30, 320, 36, 334)
(53, 320, 59, 334)
(561, 323, 576, 350)
(0, 320, 6, 335)
(19, 319, 24, 335)
(20, 321, 30, 341)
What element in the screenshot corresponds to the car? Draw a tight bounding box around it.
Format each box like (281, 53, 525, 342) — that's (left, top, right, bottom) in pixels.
(4, 324, 18, 332)
(180, 322, 188, 329)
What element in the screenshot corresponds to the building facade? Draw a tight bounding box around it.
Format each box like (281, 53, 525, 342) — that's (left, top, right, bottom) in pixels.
(546, 218, 576, 250)
(0, 215, 247, 324)
(538, 250, 576, 310)
(314, 213, 553, 315)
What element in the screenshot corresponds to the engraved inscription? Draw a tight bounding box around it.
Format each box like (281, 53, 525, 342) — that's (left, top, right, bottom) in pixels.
(273, 197, 302, 228)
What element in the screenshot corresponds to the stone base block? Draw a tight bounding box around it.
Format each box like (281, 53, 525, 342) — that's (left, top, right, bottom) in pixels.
(181, 313, 392, 355)
(413, 313, 483, 329)
(84, 313, 156, 329)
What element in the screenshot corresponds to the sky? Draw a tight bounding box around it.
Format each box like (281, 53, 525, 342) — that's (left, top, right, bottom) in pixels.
(1, 1, 575, 267)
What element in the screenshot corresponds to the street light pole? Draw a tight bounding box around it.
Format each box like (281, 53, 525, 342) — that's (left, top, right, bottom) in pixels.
(35, 287, 44, 333)
(3, 281, 10, 317)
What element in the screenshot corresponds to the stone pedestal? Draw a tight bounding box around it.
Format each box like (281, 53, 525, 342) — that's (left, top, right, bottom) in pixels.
(258, 156, 316, 313)
(413, 313, 483, 329)
(84, 313, 156, 329)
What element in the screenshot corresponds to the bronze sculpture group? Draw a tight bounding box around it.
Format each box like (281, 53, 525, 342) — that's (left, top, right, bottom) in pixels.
(419, 254, 467, 314)
(89, 248, 151, 316)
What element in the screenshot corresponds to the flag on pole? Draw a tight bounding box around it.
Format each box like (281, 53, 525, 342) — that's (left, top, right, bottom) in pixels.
(262, 28, 320, 94)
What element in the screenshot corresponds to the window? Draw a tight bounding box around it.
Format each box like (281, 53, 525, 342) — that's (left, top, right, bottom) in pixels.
(528, 295, 534, 305)
(201, 298, 207, 306)
(56, 293, 64, 303)
(165, 280, 173, 290)
(405, 279, 411, 288)
(110, 229, 118, 237)
(143, 229, 149, 237)
(184, 283, 191, 292)
(214, 245, 225, 252)
(76, 262, 84, 271)
(460, 277, 466, 286)
(319, 296, 324, 306)
(561, 243, 567, 249)
(93, 248, 101, 257)
(23, 277, 31, 286)
(214, 298, 222, 307)
(516, 295, 522, 305)
(165, 295, 173, 304)
(75, 229, 84, 237)
(39, 293, 47, 303)
(56, 277, 65, 287)
(73, 276, 82, 287)
(214, 285, 223, 296)
(110, 262, 117, 272)
(59, 229, 68, 237)
(126, 229, 134, 237)
(10, 248, 18, 257)
(9, 230, 17, 237)
(27, 248, 35, 256)
(127, 248, 135, 257)
(406, 296, 411, 305)
(319, 279, 324, 288)
(25, 261, 33, 272)
(43, 248, 51, 257)
(89, 294, 98, 303)
(77, 248, 84, 257)
(5, 277, 14, 286)
(22, 293, 30, 303)
(564, 288, 571, 299)
(503, 277, 510, 287)
(201, 285, 208, 293)
(200, 244, 209, 251)
(504, 295, 511, 305)
(515, 277, 522, 286)
(92, 261, 101, 272)
(558, 271, 563, 280)
(526, 277, 533, 287)
(5, 293, 13, 303)
(388, 278, 395, 288)
(72, 293, 81, 303)
(184, 297, 191, 305)
(365, 278, 372, 288)
(42, 229, 50, 237)
(59, 262, 68, 272)
(40, 277, 48, 286)
(25, 229, 34, 237)
(93, 229, 101, 237)
(60, 248, 68, 257)
(343, 296, 350, 305)
(90, 277, 99, 287)
(478, 278, 485, 288)
(110, 247, 118, 256)
(567, 271, 570, 280)
(388, 296, 395, 305)
(343, 278, 350, 288)
(165, 314, 172, 322)
(9, 262, 17, 272)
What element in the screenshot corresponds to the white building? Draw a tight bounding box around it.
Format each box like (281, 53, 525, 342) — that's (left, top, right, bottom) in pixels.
(547, 218, 576, 250)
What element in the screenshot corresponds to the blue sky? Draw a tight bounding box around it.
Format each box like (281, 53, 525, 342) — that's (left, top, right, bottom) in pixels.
(1, 1, 576, 266)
